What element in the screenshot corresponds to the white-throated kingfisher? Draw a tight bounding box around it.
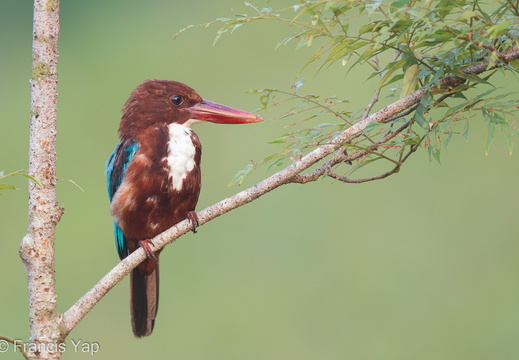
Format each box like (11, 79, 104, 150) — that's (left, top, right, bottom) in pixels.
(105, 80, 263, 337)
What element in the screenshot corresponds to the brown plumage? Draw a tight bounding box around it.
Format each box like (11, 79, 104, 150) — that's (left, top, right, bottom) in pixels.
(106, 80, 263, 337)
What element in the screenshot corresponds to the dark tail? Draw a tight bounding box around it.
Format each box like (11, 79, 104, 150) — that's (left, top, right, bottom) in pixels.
(130, 263, 159, 337)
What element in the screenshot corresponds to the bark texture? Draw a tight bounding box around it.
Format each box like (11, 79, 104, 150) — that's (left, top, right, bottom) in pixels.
(19, 1, 62, 359)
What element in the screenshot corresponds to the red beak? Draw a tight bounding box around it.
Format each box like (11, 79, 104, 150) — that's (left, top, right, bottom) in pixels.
(188, 100, 264, 124)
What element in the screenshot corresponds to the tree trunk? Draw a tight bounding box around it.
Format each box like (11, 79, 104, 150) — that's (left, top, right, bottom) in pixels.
(19, 1, 62, 359)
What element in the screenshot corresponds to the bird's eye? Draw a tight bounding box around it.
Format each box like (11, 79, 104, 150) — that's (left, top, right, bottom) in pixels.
(170, 95, 183, 106)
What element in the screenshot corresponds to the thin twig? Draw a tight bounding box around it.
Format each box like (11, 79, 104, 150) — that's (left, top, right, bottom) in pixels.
(361, 51, 401, 122)
(0, 335, 31, 360)
(274, 89, 350, 123)
(328, 165, 401, 183)
(328, 141, 421, 183)
(291, 118, 414, 184)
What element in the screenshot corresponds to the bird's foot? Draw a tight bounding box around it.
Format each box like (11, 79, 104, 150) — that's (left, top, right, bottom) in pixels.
(139, 239, 158, 262)
(186, 211, 199, 234)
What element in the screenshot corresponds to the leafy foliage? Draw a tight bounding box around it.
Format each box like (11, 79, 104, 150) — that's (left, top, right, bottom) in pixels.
(181, 0, 519, 183)
(0, 170, 42, 195)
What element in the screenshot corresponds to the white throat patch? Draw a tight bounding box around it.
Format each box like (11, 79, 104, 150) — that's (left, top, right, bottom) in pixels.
(166, 123, 197, 191)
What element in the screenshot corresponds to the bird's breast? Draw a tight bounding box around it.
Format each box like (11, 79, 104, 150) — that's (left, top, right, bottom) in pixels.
(166, 123, 198, 191)
(111, 123, 202, 239)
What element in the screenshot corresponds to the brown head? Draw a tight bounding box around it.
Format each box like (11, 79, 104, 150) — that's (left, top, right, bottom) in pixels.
(119, 80, 263, 139)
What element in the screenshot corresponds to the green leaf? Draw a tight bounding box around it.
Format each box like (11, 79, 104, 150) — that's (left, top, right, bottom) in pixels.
(355, 43, 381, 64)
(228, 163, 255, 186)
(359, 23, 377, 35)
(268, 136, 289, 145)
(349, 156, 382, 175)
(487, 21, 511, 38)
(390, 0, 410, 9)
(451, 92, 468, 100)
(462, 120, 470, 141)
(434, 0, 457, 20)
(401, 64, 419, 98)
(445, 127, 453, 148)
(423, 30, 455, 45)
(432, 148, 441, 163)
(402, 133, 421, 145)
(292, 78, 305, 92)
(376, 57, 407, 90)
(509, 59, 519, 71)
(317, 122, 340, 128)
(363, 121, 385, 134)
(0, 170, 43, 189)
(457, 10, 477, 21)
(0, 184, 17, 190)
(452, 70, 492, 85)
(500, 121, 514, 155)
(266, 157, 285, 170)
(414, 104, 429, 129)
(365, 0, 382, 14)
(303, 46, 328, 69)
(420, 92, 433, 108)
(324, 39, 356, 65)
(59, 177, 85, 192)
(485, 121, 496, 155)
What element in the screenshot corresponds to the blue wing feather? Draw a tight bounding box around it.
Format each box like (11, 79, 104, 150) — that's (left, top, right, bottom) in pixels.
(105, 139, 139, 259)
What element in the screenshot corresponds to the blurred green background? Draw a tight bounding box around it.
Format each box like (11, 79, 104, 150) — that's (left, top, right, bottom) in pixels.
(1, 1, 519, 359)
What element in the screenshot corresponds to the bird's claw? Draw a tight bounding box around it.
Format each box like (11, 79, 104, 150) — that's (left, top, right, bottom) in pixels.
(187, 211, 199, 234)
(139, 239, 158, 262)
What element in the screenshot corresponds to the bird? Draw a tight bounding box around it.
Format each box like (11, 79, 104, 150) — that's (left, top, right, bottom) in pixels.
(105, 80, 263, 337)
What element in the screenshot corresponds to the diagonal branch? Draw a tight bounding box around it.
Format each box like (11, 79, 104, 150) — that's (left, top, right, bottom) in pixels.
(60, 45, 519, 337)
